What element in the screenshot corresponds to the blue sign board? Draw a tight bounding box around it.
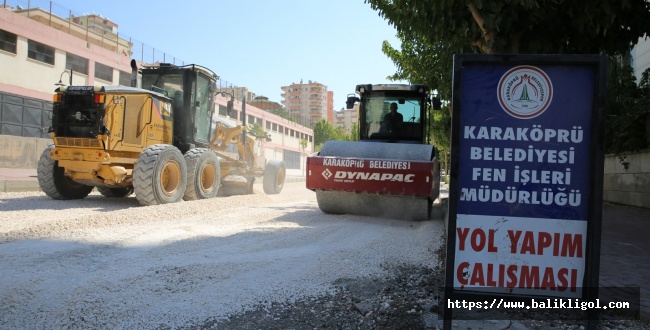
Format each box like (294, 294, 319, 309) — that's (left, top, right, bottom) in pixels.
(457, 65, 594, 221)
(445, 54, 606, 308)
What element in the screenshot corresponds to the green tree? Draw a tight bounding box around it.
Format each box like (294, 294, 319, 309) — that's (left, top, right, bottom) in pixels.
(334, 126, 350, 141)
(367, 1, 650, 55)
(350, 123, 359, 142)
(268, 106, 291, 120)
(248, 122, 268, 139)
(313, 120, 353, 150)
(429, 105, 451, 173)
(313, 119, 336, 147)
(299, 138, 309, 153)
(605, 56, 650, 154)
(366, 0, 650, 153)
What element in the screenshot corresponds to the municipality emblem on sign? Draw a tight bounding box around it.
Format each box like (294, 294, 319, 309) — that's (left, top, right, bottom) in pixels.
(498, 66, 553, 119)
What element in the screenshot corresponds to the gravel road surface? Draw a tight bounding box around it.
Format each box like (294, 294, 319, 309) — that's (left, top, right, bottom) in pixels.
(0, 182, 445, 329)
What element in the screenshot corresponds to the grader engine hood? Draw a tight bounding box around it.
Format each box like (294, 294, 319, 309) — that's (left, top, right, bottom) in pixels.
(306, 156, 436, 197)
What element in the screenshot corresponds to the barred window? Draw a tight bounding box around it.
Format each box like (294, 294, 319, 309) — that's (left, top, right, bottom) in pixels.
(218, 104, 228, 116)
(283, 150, 301, 169)
(66, 53, 88, 75)
(119, 70, 131, 86)
(28, 40, 54, 65)
(95, 62, 113, 82)
(0, 29, 17, 54)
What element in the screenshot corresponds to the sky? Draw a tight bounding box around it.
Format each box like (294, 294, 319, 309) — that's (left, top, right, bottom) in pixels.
(54, 0, 406, 110)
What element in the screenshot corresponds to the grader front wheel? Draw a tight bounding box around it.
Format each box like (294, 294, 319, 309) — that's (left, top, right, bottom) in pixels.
(263, 159, 286, 194)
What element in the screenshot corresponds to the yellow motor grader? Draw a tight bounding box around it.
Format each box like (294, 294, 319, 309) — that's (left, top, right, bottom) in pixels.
(37, 61, 285, 205)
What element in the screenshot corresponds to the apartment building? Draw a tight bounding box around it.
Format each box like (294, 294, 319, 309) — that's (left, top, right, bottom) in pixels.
(280, 80, 334, 126)
(333, 104, 359, 135)
(0, 4, 313, 172)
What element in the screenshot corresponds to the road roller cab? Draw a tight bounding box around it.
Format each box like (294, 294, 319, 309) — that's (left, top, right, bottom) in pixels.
(306, 84, 441, 221)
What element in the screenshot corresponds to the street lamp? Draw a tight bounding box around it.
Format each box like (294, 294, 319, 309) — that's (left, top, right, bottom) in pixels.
(55, 69, 73, 86)
(218, 90, 236, 117)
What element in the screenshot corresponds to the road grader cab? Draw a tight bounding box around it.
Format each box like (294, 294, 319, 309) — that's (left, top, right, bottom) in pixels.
(306, 84, 441, 221)
(38, 62, 285, 205)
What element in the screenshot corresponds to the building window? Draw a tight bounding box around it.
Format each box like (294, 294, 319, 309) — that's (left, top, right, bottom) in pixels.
(0, 29, 17, 54)
(283, 150, 301, 170)
(27, 40, 54, 65)
(95, 62, 113, 82)
(119, 70, 131, 86)
(66, 53, 88, 75)
(266, 121, 271, 130)
(218, 104, 228, 116)
(248, 115, 255, 124)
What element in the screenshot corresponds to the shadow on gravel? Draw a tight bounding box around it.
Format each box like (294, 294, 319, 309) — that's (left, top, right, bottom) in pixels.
(263, 204, 441, 231)
(0, 194, 142, 212)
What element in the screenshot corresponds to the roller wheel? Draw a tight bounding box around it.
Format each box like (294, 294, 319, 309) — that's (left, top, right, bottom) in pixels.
(37, 144, 93, 200)
(183, 148, 220, 200)
(133, 144, 187, 206)
(97, 186, 133, 198)
(263, 159, 286, 194)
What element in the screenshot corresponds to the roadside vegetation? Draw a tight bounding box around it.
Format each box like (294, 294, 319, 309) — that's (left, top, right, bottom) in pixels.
(365, 0, 650, 155)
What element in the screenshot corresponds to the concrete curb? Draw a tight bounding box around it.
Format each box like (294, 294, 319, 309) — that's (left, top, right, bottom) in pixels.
(0, 180, 41, 193)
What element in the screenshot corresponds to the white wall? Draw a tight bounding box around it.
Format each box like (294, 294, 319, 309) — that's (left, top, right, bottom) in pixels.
(603, 150, 650, 208)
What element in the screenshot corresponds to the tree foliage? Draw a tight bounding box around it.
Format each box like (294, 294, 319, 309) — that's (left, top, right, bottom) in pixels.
(313, 119, 355, 150)
(429, 105, 452, 172)
(367, 0, 650, 54)
(350, 123, 360, 142)
(605, 56, 650, 154)
(248, 122, 268, 139)
(299, 138, 309, 153)
(367, 0, 650, 153)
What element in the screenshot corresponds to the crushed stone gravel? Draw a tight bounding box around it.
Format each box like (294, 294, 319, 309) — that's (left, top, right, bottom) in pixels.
(0, 182, 443, 329)
(1, 181, 647, 329)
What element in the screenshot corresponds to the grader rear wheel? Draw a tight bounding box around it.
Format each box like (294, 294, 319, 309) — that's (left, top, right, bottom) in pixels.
(134, 144, 187, 206)
(183, 148, 220, 200)
(37, 144, 93, 200)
